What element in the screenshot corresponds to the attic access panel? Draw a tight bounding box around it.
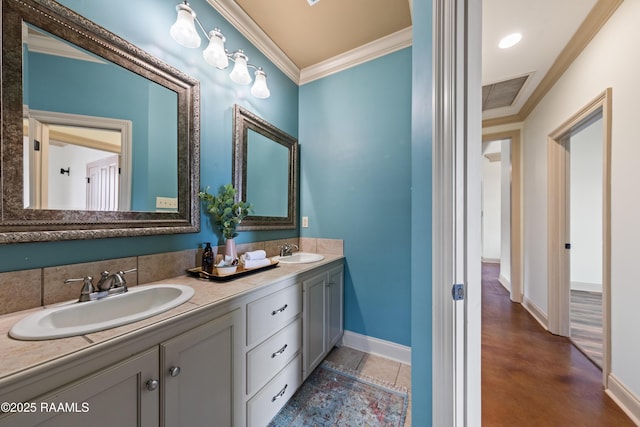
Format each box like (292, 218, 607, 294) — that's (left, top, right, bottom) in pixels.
(482, 75, 529, 111)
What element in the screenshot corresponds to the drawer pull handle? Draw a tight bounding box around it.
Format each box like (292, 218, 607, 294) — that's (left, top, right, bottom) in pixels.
(146, 379, 159, 391)
(271, 384, 288, 402)
(169, 366, 181, 377)
(271, 304, 288, 316)
(271, 344, 288, 358)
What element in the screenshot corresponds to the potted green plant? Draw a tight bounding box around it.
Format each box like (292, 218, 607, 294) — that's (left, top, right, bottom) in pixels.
(199, 184, 252, 260)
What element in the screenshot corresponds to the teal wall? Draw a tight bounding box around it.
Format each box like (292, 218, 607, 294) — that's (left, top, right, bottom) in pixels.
(411, 0, 434, 424)
(0, 0, 299, 272)
(299, 48, 413, 346)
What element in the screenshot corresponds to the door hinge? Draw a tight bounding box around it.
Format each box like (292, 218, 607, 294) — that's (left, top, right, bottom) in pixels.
(452, 283, 465, 301)
(34, 139, 40, 151)
(86, 177, 90, 184)
(565, 243, 571, 249)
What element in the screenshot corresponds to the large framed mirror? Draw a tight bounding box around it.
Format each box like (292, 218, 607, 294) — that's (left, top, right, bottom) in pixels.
(233, 105, 298, 230)
(0, 0, 200, 243)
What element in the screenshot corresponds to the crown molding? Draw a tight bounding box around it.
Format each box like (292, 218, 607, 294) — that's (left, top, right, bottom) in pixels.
(206, 0, 300, 83)
(519, 0, 622, 119)
(299, 26, 412, 85)
(204, 1, 412, 86)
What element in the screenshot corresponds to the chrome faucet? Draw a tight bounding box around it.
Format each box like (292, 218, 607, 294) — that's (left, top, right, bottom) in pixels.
(65, 268, 137, 302)
(279, 243, 299, 257)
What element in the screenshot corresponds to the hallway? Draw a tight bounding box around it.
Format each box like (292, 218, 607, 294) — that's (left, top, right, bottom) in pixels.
(481, 263, 633, 426)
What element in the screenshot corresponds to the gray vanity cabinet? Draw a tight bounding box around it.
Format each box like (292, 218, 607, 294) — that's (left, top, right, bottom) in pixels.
(161, 309, 241, 427)
(0, 348, 160, 427)
(302, 263, 344, 379)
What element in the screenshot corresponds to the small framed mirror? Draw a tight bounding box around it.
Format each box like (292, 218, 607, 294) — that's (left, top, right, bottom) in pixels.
(232, 105, 298, 230)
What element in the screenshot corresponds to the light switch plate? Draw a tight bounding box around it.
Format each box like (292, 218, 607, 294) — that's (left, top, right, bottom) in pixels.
(302, 216, 309, 228)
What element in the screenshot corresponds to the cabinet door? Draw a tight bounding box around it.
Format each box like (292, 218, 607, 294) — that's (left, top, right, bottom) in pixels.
(161, 309, 240, 427)
(303, 272, 326, 378)
(0, 348, 160, 427)
(327, 265, 344, 349)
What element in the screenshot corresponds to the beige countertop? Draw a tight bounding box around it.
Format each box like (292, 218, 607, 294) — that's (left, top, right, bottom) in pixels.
(0, 254, 343, 382)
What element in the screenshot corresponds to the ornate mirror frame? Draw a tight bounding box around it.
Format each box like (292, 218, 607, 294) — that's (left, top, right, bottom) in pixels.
(232, 105, 298, 231)
(0, 0, 200, 243)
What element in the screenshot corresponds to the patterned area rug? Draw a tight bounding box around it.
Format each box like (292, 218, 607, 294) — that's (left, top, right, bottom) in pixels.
(268, 360, 408, 427)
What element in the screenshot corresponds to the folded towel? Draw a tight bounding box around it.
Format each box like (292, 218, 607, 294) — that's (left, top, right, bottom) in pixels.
(243, 258, 271, 269)
(244, 250, 267, 260)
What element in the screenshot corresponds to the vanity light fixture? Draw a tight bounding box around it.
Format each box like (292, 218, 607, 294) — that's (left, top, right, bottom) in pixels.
(170, 1, 270, 98)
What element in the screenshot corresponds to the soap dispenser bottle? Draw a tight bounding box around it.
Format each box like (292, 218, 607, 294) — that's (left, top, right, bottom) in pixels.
(202, 242, 214, 274)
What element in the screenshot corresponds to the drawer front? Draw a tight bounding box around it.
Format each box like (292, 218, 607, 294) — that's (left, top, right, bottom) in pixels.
(247, 318, 301, 396)
(247, 355, 302, 427)
(247, 283, 301, 346)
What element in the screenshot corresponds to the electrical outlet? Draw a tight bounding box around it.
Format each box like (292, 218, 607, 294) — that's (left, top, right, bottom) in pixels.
(156, 196, 178, 209)
(302, 216, 309, 228)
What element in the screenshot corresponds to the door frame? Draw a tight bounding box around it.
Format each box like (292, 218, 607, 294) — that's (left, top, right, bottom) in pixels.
(481, 130, 523, 303)
(27, 109, 132, 211)
(432, 0, 482, 424)
(547, 88, 612, 386)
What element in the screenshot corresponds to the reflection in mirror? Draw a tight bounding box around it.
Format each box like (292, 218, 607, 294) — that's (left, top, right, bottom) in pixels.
(23, 24, 178, 213)
(0, 0, 200, 243)
(246, 129, 289, 217)
(233, 105, 298, 231)
(24, 111, 132, 211)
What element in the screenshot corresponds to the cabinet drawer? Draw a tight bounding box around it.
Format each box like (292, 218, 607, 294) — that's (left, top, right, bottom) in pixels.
(247, 283, 301, 346)
(247, 355, 301, 427)
(247, 318, 301, 396)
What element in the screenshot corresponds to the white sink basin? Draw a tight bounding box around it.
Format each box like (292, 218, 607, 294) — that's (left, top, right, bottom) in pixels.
(10, 284, 194, 341)
(273, 252, 325, 264)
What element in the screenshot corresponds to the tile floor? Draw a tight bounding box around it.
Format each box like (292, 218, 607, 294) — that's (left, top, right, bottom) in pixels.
(325, 346, 412, 427)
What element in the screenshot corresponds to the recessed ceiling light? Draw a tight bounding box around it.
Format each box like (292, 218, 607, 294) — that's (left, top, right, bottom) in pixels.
(499, 33, 522, 49)
(307, 0, 320, 5)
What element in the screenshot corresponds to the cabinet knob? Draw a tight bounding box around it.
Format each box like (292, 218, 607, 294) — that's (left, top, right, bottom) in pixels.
(169, 366, 181, 377)
(146, 379, 159, 391)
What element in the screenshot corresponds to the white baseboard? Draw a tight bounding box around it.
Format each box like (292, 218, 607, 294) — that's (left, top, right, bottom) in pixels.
(482, 257, 500, 264)
(570, 281, 603, 293)
(522, 296, 549, 331)
(498, 274, 511, 292)
(607, 373, 640, 425)
(340, 330, 411, 366)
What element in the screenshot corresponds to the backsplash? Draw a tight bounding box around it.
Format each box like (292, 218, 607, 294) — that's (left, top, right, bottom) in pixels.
(0, 237, 343, 316)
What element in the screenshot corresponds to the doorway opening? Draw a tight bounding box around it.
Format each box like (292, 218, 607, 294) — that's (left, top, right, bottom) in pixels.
(481, 130, 523, 303)
(547, 88, 611, 384)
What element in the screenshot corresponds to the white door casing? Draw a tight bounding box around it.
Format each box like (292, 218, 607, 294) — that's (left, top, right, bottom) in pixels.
(433, 0, 482, 425)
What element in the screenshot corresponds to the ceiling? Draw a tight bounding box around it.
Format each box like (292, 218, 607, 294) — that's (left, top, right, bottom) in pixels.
(211, 0, 617, 122)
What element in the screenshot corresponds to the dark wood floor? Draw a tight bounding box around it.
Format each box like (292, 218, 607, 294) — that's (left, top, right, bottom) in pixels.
(481, 263, 633, 426)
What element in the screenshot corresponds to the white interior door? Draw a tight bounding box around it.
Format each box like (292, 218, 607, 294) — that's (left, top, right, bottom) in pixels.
(86, 155, 119, 211)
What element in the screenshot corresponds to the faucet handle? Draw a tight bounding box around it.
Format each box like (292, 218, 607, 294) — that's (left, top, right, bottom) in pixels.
(64, 276, 95, 302)
(115, 268, 137, 289)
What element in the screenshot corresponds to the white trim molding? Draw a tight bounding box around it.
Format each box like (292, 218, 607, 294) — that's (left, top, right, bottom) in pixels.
(205, 0, 300, 83)
(299, 27, 413, 85)
(522, 296, 549, 330)
(205, 0, 412, 85)
(607, 374, 640, 425)
(340, 331, 411, 366)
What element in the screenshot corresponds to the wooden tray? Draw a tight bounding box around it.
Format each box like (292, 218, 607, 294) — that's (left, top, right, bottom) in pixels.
(187, 259, 279, 282)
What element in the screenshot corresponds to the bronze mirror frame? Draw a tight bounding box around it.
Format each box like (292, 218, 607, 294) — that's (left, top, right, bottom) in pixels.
(232, 105, 298, 231)
(0, 0, 200, 244)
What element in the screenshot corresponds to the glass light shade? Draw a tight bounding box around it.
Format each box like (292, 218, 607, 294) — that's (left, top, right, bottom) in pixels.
(170, 5, 201, 48)
(250, 69, 270, 99)
(229, 51, 252, 85)
(203, 30, 229, 69)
